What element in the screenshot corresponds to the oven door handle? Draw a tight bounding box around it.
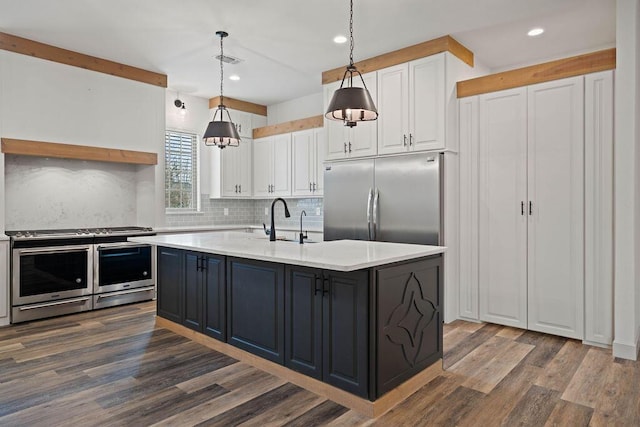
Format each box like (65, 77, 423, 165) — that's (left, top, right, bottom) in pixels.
(18, 297, 91, 311)
(18, 246, 91, 255)
(96, 243, 149, 251)
(96, 286, 155, 300)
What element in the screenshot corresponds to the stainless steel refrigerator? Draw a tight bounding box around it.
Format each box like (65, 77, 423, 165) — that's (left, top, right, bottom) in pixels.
(323, 153, 442, 245)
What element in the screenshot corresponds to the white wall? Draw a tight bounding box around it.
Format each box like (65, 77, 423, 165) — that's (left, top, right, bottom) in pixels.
(0, 50, 166, 230)
(614, 0, 640, 360)
(165, 90, 216, 198)
(267, 92, 323, 125)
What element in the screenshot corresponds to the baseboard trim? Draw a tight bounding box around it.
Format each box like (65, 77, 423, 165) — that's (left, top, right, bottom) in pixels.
(155, 316, 443, 418)
(612, 340, 639, 360)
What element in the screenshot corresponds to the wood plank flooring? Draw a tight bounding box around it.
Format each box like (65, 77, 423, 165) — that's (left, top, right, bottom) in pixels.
(0, 302, 638, 426)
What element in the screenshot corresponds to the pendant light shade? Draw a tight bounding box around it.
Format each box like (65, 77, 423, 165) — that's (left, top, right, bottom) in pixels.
(325, 0, 377, 127)
(203, 31, 241, 149)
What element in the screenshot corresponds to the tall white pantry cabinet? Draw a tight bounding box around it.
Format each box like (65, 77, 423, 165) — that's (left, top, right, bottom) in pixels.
(458, 71, 614, 344)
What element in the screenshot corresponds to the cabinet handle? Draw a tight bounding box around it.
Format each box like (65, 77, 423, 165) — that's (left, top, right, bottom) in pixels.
(196, 257, 201, 271)
(348, 142, 352, 153)
(529, 201, 533, 215)
(238, 124, 242, 133)
(238, 184, 242, 193)
(235, 184, 238, 193)
(313, 182, 316, 192)
(200, 257, 207, 271)
(314, 276, 322, 296)
(403, 134, 407, 146)
(521, 201, 524, 216)
(344, 142, 347, 153)
(322, 277, 330, 296)
(310, 182, 312, 192)
(409, 133, 413, 146)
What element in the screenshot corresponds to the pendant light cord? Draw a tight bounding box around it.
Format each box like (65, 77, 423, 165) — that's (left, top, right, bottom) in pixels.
(219, 33, 224, 107)
(349, 0, 354, 67)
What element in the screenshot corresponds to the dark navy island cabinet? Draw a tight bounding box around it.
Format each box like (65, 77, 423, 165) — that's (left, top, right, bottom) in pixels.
(156, 246, 443, 400)
(157, 247, 226, 341)
(285, 266, 369, 397)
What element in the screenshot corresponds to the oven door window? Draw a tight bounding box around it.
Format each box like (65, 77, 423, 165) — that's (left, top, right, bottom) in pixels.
(99, 245, 152, 286)
(20, 250, 89, 296)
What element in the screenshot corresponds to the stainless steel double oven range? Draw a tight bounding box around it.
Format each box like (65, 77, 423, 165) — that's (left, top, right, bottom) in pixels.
(7, 226, 156, 323)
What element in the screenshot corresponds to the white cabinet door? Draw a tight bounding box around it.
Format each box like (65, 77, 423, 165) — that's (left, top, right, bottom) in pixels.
(478, 87, 528, 329)
(377, 63, 409, 155)
(292, 129, 314, 196)
(253, 137, 273, 197)
(236, 139, 253, 196)
(272, 133, 292, 196)
(584, 70, 614, 346)
(314, 128, 325, 195)
(410, 53, 445, 151)
(324, 80, 350, 160)
(349, 72, 378, 157)
(220, 148, 236, 197)
(527, 77, 584, 340)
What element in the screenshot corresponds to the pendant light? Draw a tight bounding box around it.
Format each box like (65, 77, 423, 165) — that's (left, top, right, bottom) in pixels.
(203, 31, 241, 149)
(325, 0, 377, 127)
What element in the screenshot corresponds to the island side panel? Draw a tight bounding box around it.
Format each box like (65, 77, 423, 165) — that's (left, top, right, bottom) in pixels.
(227, 257, 285, 364)
(374, 255, 443, 398)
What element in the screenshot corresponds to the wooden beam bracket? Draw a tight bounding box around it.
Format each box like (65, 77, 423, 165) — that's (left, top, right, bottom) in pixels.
(456, 48, 616, 98)
(0, 32, 167, 88)
(252, 115, 324, 139)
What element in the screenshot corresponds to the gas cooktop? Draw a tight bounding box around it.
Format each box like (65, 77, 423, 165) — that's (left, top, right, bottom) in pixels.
(6, 226, 154, 240)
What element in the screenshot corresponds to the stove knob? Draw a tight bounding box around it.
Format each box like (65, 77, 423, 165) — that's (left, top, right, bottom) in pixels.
(75, 278, 82, 283)
(143, 271, 148, 276)
(16, 231, 23, 237)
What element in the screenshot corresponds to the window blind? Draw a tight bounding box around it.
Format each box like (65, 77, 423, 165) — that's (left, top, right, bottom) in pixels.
(165, 130, 198, 209)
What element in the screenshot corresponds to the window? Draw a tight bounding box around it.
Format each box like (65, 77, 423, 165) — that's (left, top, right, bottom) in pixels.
(165, 130, 199, 210)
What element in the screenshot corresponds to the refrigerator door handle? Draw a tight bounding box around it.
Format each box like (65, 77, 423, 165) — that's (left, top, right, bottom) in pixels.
(373, 188, 379, 241)
(367, 188, 373, 240)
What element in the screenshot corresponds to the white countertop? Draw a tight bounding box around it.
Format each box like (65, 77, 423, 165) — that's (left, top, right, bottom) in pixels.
(130, 231, 445, 272)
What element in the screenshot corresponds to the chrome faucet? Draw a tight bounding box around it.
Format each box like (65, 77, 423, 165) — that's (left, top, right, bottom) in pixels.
(270, 198, 291, 241)
(299, 210, 308, 244)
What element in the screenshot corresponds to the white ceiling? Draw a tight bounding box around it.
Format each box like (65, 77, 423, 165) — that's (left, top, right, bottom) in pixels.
(0, 0, 616, 106)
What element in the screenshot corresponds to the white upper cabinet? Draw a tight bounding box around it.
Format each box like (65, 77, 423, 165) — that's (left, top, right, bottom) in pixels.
(220, 139, 253, 197)
(253, 134, 292, 198)
(323, 72, 378, 160)
(377, 53, 445, 155)
(292, 128, 325, 197)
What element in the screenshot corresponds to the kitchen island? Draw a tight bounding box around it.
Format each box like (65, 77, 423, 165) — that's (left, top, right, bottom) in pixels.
(130, 231, 445, 417)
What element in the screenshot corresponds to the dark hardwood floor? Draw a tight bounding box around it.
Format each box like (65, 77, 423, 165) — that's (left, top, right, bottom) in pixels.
(0, 302, 638, 426)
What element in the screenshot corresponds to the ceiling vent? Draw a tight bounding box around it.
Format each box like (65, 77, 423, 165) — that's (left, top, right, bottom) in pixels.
(215, 54, 243, 65)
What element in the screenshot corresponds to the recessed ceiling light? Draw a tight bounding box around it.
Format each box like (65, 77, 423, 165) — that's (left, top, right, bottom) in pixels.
(229, 74, 240, 81)
(528, 28, 544, 37)
(333, 35, 347, 44)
